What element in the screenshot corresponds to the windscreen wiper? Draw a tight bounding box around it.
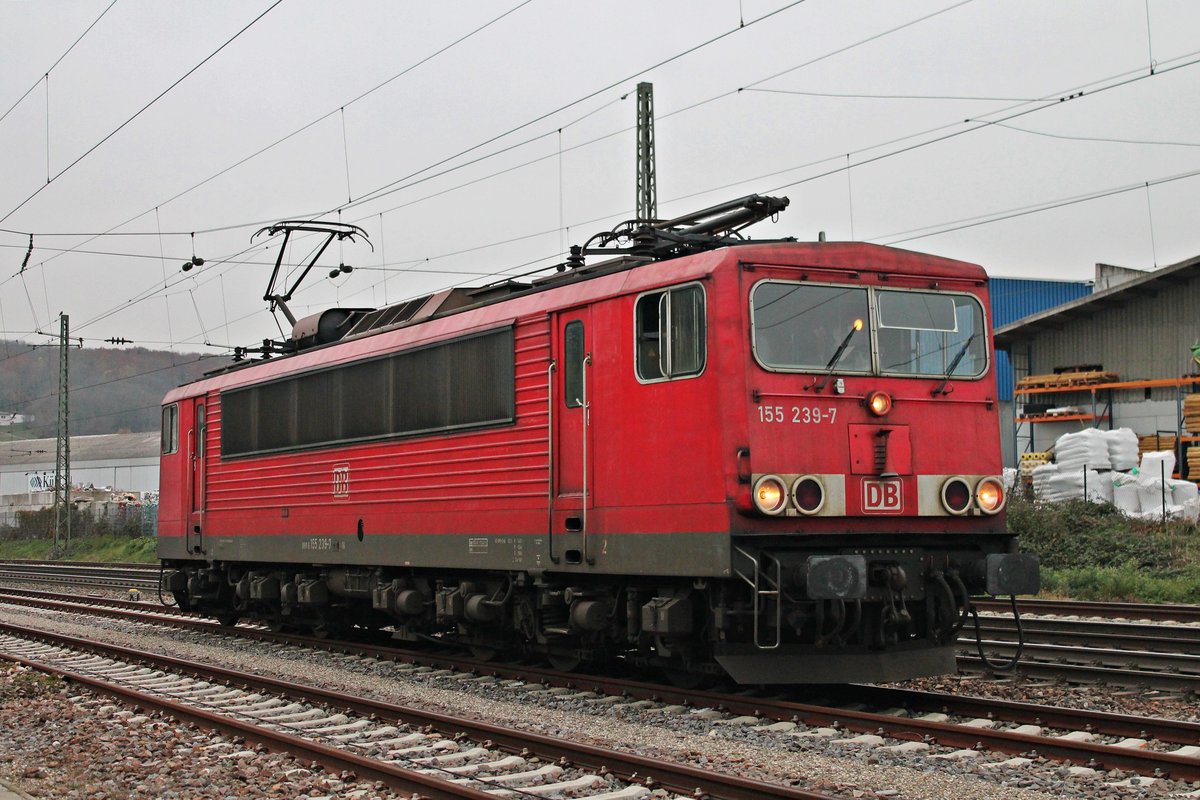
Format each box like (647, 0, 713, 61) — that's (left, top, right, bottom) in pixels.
(810, 319, 863, 391)
(932, 332, 977, 395)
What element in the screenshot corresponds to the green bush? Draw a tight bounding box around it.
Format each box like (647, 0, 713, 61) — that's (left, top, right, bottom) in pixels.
(1008, 496, 1196, 570)
(1009, 493, 1200, 602)
(0, 505, 149, 543)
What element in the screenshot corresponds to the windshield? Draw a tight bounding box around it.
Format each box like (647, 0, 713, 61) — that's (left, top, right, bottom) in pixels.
(877, 290, 986, 377)
(751, 283, 871, 372)
(750, 281, 987, 378)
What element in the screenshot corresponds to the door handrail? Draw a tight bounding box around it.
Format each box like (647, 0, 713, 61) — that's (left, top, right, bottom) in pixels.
(582, 353, 594, 565)
(546, 360, 559, 564)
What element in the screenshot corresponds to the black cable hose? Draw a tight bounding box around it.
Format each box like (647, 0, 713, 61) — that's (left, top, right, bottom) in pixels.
(969, 594, 1024, 672)
(156, 561, 177, 608)
(931, 570, 958, 642)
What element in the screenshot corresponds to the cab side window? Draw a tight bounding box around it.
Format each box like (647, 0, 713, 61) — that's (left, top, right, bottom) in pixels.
(635, 284, 706, 382)
(161, 404, 179, 455)
(564, 320, 585, 408)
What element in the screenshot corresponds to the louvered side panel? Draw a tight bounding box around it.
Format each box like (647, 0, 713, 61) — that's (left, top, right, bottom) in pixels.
(202, 317, 551, 531)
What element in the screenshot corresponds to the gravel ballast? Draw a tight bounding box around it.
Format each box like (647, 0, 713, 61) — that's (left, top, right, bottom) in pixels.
(1, 598, 1197, 799)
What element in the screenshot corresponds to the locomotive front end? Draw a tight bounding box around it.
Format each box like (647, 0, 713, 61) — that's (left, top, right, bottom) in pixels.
(715, 247, 1038, 683)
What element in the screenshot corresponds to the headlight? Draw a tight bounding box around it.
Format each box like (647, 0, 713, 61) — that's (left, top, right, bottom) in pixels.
(791, 475, 825, 515)
(975, 477, 1006, 514)
(940, 477, 972, 515)
(753, 475, 788, 516)
(866, 391, 892, 416)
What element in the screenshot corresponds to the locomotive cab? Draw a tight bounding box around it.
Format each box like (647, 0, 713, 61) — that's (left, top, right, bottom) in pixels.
(708, 246, 1037, 682)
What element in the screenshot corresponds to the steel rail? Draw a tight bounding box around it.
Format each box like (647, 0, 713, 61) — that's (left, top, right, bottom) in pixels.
(0, 621, 839, 800)
(968, 618, 1200, 654)
(0, 646, 500, 800)
(976, 598, 1200, 624)
(829, 684, 1200, 745)
(958, 650, 1200, 693)
(0, 562, 159, 591)
(4, 593, 1199, 782)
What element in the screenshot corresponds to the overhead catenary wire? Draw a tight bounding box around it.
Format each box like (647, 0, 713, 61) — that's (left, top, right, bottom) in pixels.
(337, 0, 809, 214)
(3, 1, 822, 343)
(0, 0, 537, 277)
(763, 49, 1200, 197)
(872, 166, 1200, 246)
(0, 0, 1007, 251)
(0, 0, 285, 226)
(0, 0, 119, 129)
(2, 2, 1200, 357)
(986, 121, 1200, 148)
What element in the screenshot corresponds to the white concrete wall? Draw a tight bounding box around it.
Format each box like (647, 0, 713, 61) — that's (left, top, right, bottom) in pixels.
(0, 459, 159, 496)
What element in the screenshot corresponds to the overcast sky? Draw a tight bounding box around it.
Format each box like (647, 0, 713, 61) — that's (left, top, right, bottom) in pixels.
(1, 0, 1197, 355)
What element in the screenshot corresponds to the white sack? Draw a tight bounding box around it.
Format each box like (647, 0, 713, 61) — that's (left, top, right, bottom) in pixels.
(1103, 428, 1140, 471)
(1140, 450, 1177, 482)
(1034, 465, 1104, 503)
(1054, 428, 1111, 471)
(1002, 467, 1018, 491)
(1170, 478, 1199, 506)
(1110, 471, 1140, 514)
(1137, 478, 1171, 516)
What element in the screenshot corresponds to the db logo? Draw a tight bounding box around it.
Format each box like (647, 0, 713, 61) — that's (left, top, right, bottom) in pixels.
(861, 478, 903, 513)
(332, 465, 350, 498)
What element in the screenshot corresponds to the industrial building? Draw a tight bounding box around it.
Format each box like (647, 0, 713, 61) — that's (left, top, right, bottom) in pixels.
(995, 253, 1200, 477)
(0, 432, 158, 527)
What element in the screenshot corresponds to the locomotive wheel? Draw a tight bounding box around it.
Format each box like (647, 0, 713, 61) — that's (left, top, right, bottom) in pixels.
(216, 612, 239, 628)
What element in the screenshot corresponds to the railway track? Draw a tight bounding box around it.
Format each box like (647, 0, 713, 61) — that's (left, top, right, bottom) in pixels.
(6, 561, 1200, 688)
(0, 560, 159, 591)
(975, 597, 1200, 624)
(0, 620, 836, 800)
(2, 587, 1199, 784)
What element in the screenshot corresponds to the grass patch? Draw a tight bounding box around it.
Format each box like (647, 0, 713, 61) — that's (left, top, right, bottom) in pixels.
(0, 535, 158, 563)
(1009, 493, 1200, 603)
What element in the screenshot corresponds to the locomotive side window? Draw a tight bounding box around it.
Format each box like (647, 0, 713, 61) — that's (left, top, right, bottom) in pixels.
(221, 327, 515, 457)
(161, 404, 178, 455)
(635, 283, 706, 382)
(564, 320, 585, 408)
(751, 282, 870, 373)
(877, 290, 986, 377)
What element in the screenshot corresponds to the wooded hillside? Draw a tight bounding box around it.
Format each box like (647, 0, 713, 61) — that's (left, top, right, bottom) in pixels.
(0, 341, 216, 437)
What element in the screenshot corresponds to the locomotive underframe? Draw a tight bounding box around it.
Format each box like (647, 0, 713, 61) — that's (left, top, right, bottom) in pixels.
(162, 531, 1026, 684)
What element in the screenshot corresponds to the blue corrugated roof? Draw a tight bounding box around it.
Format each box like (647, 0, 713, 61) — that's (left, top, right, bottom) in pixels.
(990, 277, 1092, 400)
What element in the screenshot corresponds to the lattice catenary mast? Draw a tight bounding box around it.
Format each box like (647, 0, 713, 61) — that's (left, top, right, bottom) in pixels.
(636, 82, 656, 223)
(53, 313, 71, 554)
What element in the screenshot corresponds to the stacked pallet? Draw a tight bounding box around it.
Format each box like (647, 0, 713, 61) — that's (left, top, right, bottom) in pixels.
(1189, 446, 1200, 477)
(1019, 450, 1052, 481)
(1016, 370, 1119, 391)
(1139, 433, 1176, 457)
(1184, 394, 1200, 434)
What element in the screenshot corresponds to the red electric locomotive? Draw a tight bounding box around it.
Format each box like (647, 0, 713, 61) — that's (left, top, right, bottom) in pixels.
(158, 196, 1036, 684)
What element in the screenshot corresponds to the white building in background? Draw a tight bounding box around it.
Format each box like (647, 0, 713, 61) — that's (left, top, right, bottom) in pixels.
(0, 432, 160, 526)
(0, 412, 32, 426)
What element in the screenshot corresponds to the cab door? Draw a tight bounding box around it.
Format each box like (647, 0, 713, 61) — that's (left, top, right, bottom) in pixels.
(186, 399, 206, 553)
(552, 309, 594, 564)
